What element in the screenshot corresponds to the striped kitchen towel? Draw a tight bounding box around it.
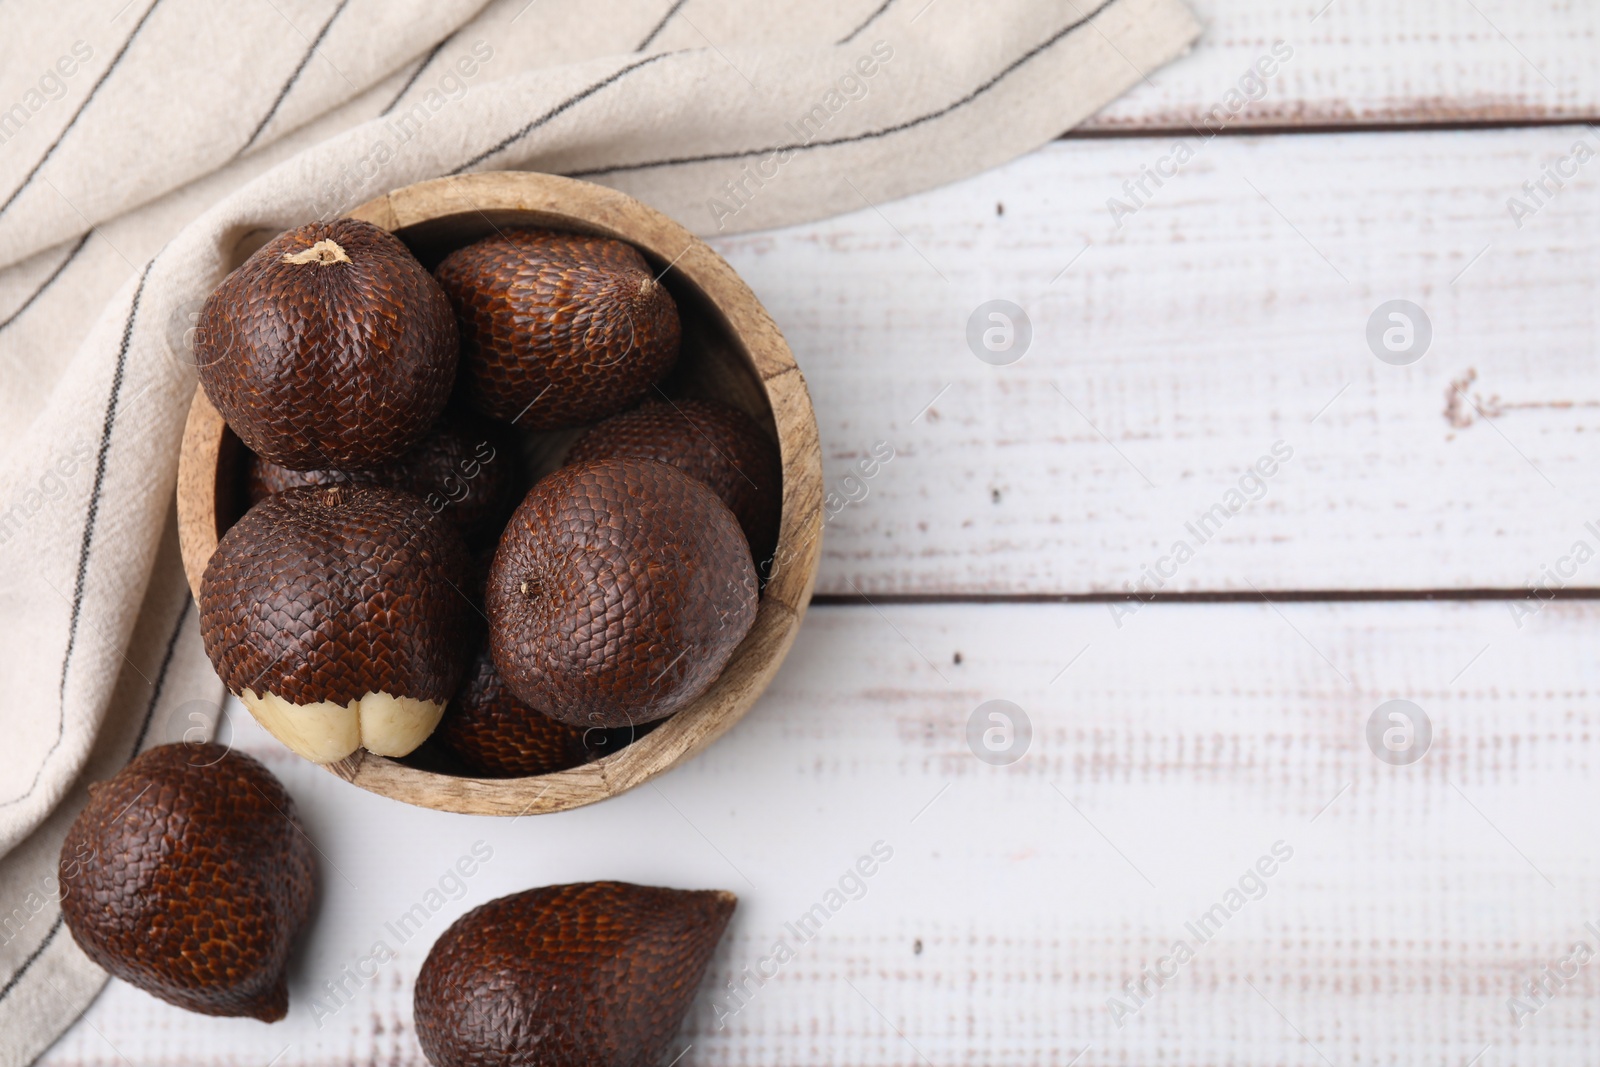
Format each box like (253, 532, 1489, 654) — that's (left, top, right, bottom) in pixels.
(0, 0, 1199, 1061)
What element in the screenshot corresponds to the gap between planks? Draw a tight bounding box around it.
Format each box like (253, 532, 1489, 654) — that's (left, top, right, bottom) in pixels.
(813, 588, 1600, 606)
(1060, 115, 1600, 139)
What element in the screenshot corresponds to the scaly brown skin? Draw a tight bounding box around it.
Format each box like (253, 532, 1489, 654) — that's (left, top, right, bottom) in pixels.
(196, 217, 458, 470)
(434, 230, 680, 430)
(437, 644, 589, 777)
(414, 882, 735, 1067)
(566, 398, 782, 568)
(245, 417, 519, 547)
(245, 458, 374, 503)
(58, 744, 315, 1021)
(199, 485, 473, 762)
(394, 417, 520, 547)
(437, 644, 659, 777)
(487, 458, 758, 729)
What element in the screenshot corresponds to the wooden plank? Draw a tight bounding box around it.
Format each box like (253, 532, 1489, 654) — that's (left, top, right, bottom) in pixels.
(708, 125, 1600, 596)
(1080, 0, 1600, 131)
(42, 600, 1600, 1065)
(9, 128, 1595, 599)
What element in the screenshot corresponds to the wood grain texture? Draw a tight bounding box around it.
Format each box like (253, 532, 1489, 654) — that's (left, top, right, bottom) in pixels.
(173, 389, 227, 595)
(1079, 0, 1600, 131)
(176, 171, 823, 816)
(40, 600, 1600, 1065)
(708, 125, 1600, 597)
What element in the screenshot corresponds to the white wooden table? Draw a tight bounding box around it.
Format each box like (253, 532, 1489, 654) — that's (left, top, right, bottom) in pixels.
(43, 1, 1600, 1063)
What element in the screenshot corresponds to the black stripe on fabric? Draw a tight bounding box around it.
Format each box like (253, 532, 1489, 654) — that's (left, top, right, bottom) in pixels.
(571, 0, 1122, 179)
(58, 261, 152, 707)
(448, 52, 675, 175)
(0, 231, 92, 334)
(128, 600, 190, 758)
(380, 37, 451, 116)
(0, 915, 65, 1008)
(636, 0, 689, 52)
(0, 0, 163, 221)
(838, 0, 895, 44)
(2, 253, 160, 814)
(238, 0, 353, 154)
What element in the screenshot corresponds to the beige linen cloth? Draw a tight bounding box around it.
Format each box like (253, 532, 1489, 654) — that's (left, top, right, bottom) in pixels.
(0, 0, 1197, 1060)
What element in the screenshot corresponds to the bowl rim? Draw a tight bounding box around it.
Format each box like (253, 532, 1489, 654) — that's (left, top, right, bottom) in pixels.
(175, 170, 822, 816)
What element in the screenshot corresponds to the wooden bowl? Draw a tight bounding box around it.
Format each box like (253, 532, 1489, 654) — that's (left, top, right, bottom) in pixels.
(175, 172, 822, 816)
